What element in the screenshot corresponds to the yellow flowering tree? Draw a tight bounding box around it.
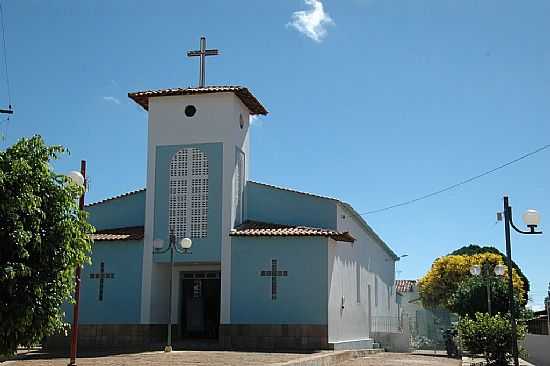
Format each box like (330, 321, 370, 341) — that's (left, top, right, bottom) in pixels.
(418, 253, 525, 310)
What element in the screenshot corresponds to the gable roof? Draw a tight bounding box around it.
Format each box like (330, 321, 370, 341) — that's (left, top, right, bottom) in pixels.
(92, 226, 144, 241)
(86, 188, 145, 208)
(84, 182, 398, 259)
(395, 279, 417, 294)
(230, 220, 355, 243)
(128, 85, 268, 115)
(248, 181, 399, 260)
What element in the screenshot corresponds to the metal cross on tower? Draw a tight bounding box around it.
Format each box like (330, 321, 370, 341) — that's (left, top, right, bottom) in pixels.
(187, 36, 219, 88)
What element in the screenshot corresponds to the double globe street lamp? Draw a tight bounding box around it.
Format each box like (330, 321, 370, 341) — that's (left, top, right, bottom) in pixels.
(153, 229, 192, 353)
(469, 262, 505, 315)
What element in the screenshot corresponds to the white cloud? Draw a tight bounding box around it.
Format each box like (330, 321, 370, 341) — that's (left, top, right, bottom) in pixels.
(103, 96, 120, 105)
(288, 0, 334, 43)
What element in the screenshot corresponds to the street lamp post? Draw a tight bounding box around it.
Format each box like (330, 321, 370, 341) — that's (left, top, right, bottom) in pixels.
(395, 254, 408, 279)
(502, 195, 542, 366)
(153, 229, 192, 353)
(469, 263, 505, 315)
(66, 160, 86, 366)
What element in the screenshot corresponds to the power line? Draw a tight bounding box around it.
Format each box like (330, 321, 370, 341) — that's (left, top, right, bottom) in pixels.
(360, 143, 550, 216)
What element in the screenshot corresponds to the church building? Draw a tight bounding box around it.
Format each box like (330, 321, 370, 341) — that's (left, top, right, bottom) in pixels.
(60, 41, 400, 351)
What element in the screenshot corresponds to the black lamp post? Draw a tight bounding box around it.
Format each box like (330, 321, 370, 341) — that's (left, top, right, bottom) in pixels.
(153, 228, 192, 352)
(66, 161, 86, 366)
(503, 195, 542, 366)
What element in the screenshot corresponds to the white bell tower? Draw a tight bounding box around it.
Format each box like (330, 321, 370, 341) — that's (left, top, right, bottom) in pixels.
(128, 38, 268, 325)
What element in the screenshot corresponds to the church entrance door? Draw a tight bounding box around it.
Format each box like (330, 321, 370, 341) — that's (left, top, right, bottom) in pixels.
(180, 272, 220, 339)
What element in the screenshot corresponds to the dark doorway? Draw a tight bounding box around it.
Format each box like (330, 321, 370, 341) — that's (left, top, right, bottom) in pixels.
(180, 272, 220, 339)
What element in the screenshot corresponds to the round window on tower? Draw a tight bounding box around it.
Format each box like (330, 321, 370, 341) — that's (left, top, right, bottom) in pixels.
(239, 114, 245, 129)
(185, 105, 197, 117)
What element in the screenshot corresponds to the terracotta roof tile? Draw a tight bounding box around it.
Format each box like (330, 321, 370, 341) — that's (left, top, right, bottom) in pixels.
(92, 226, 144, 242)
(230, 221, 355, 243)
(395, 279, 417, 293)
(128, 85, 268, 115)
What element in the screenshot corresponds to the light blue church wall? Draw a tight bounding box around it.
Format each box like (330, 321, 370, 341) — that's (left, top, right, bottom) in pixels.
(153, 143, 223, 263)
(86, 190, 145, 230)
(246, 182, 337, 229)
(231, 236, 328, 324)
(64, 241, 143, 324)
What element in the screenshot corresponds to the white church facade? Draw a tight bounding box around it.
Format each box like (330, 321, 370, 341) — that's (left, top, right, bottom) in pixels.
(57, 83, 400, 351)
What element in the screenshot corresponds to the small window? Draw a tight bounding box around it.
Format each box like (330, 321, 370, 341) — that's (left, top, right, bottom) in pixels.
(356, 264, 361, 303)
(375, 277, 378, 307)
(387, 285, 391, 311)
(239, 114, 245, 129)
(185, 105, 197, 117)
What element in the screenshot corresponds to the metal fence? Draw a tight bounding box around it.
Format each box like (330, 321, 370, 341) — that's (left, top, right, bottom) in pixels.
(407, 309, 455, 351)
(372, 316, 401, 333)
(526, 318, 549, 335)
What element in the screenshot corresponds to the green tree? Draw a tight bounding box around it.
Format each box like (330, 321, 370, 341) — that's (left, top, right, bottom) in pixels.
(450, 244, 530, 302)
(0, 136, 93, 356)
(448, 276, 520, 317)
(418, 253, 524, 309)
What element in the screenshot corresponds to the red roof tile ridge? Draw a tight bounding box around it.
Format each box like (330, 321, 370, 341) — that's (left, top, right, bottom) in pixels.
(128, 85, 245, 95)
(395, 279, 418, 293)
(92, 226, 144, 242)
(230, 220, 355, 242)
(128, 85, 268, 115)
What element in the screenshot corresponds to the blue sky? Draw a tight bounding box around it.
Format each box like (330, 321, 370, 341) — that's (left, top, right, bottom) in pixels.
(1, 0, 549, 309)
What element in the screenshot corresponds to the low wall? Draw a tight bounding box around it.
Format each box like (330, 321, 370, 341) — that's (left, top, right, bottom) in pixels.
(524, 333, 550, 366)
(372, 332, 409, 352)
(44, 324, 173, 351)
(47, 324, 331, 352)
(219, 324, 328, 351)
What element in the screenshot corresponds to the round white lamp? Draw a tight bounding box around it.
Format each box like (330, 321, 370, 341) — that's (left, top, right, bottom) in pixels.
(470, 265, 481, 276)
(494, 264, 506, 277)
(523, 209, 541, 227)
(178, 238, 193, 251)
(66, 170, 85, 187)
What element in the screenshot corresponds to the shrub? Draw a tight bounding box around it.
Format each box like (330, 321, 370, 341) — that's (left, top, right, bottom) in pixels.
(458, 313, 526, 366)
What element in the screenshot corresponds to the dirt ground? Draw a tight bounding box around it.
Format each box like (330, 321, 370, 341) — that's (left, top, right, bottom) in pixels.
(7, 350, 462, 366)
(341, 352, 462, 366)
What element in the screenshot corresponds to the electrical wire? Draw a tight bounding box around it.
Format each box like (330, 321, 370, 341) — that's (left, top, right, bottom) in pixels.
(360, 143, 550, 216)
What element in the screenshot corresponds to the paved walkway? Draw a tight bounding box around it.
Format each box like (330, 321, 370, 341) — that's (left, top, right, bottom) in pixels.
(340, 352, 461, 366)
(8, 349, 312, 366)
(8, 350, 463, 366)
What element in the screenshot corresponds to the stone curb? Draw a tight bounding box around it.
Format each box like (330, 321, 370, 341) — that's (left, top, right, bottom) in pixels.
(272, 349, 384, 366)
